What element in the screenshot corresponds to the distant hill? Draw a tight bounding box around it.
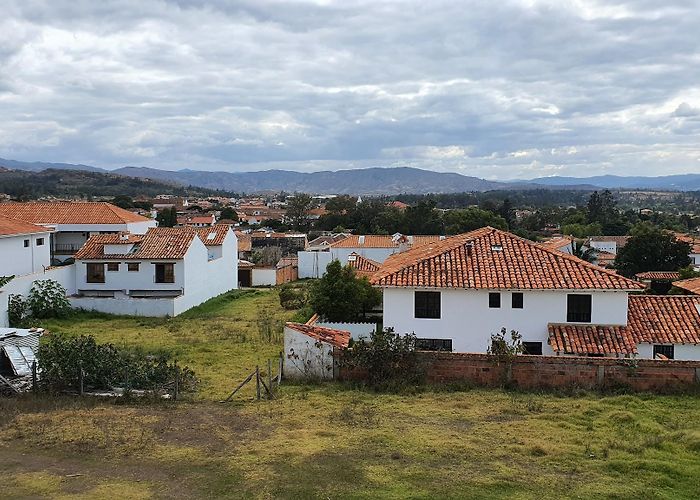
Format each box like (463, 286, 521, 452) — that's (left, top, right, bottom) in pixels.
(0, 168, 232, 200)
(524, 174, 700, 191)
(2, 156, 699, 194)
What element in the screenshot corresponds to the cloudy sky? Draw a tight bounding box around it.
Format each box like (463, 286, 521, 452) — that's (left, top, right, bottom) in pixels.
(2, 0, 700, 179)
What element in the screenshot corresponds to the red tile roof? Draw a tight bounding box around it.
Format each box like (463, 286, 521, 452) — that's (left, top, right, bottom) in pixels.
(0, 215, 52, 237)
(347, 252, 381, 278)
(627, 295, 700, 345)
(75, 227, 199, 260)
(635, 271, 680, 281)
(0, 202, 150, 225)
(674, 233, 700, 254)
(196, 225, 231, 246)
(371, 227, 644, 291)
(234, 231, 252, 252)
(330, 234, 442, 249)
(548, 324, 638, 356)
(285, 322, 351, 349)
(672, 276, 700, 295)
(538, 236, 573, 252)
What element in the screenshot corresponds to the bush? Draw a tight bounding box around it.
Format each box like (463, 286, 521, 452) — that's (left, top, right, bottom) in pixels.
(278, 284, 307, 310)
(27, 279, 71, 319)
(7, 294, 27, 327)
(343, 327, 425, 391)
(38, 334, 197, 393)
(309, 260, 381, 322)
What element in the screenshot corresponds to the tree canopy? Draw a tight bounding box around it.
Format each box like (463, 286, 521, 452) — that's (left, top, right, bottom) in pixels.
(309, 260, 381, 322)
(614, 223, 691, 277)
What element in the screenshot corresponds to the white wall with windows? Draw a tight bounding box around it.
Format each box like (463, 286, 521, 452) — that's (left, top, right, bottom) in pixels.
(636, 343, 700, 361)
(0, 231, 52, 277)
(382, 287, 630, 354)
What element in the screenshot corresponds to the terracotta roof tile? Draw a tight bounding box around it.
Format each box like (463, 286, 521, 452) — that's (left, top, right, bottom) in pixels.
(635, 271, 680, 280)
(285, 322, 351, 349)
(672, 276, 700, 295)
(548, 324, 638, 355)
(196, 224, 230, 246)
(538, 236, 573, 252)
(0, 215, 53, 237)
(627, 295, 700, 345)
(347, 252, 381, 278)
(234, 231, 252, 252)
(371, 227, 644, 291)
(330, 234, 442, 249)
(0, 202, 150, 225)
(75, 227, 198, 260)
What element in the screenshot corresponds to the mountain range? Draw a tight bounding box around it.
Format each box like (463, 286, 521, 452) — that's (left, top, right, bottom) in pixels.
(1, 157, 698, 195)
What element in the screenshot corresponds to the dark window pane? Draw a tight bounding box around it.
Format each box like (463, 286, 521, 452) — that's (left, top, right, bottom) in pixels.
(522, 341, 542, 355)
(567, 294, 591, 322)
(489, 292, 501, 308)
(512, 292, 523, 309)
(107, 263, 119, 272)
(87, 263, 105, 283)
(127, 263, 140, 272)
(415, 291, 440, 319)
(23, 239, 29, 248)
(36, 238, 44, 246)
(653, 345, 674, 360)
(416, 338, 452, 351)
(155, 263, 175, 283)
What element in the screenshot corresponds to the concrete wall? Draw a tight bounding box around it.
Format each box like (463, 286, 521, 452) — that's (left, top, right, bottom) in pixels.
(70, 296, 176, 317)
(340, 351, 700, 393)
(252, 268, 276, 286)
(283, 326, 336, 380)
(298, 251, 333, 279)
(0, 265, 76, 327)
(382, 288, 630, 354)
(0, 232, 52, 276)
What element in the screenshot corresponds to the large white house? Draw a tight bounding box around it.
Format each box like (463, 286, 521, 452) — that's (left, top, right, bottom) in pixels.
(71, 225, 237, 317)
(0, 215, 53, 277)
(371, 227, 700, 360)
(0, 202, 157, 263)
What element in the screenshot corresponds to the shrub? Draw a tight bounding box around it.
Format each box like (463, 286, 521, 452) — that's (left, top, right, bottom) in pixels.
(344, 327, 425, 391)
(278, 285, 307, 310)
(7, 294, 28, 327)
(38, 334, 197, 393)
(26, 279, 71, 319)
(309, 260, 381, 322)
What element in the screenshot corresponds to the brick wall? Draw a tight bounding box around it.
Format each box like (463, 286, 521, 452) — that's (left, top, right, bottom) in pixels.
(340, 352, 700, 392)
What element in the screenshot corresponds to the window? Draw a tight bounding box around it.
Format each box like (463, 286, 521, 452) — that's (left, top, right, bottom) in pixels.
(653, 345, 674, 360)
(127, 263, 140, 272)
(416, 338, 452, 351)
(23, 239, 29, 248)
(414, 291, 440, 319)
(512, 292, 523, 309)
(522, 342, 542, 355)
(36, 238, 44, 246)
(489, 292, 501, 308)
(86, 263, 105, 283)
(567, 294, 592, 323)
(107, 263, 119, 272)
(155, 263, 175, 284)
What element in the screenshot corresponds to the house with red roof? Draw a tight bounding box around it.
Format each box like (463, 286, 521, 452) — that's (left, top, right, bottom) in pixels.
(370, 227, 700, 360)
(283, 321, 351, 379)
(0, 215, 54, 276)
(71, 225, 237, 316)
(0, 202, 157, 263)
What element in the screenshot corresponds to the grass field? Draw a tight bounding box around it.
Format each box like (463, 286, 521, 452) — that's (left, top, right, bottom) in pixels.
(1, 289, 699, 499)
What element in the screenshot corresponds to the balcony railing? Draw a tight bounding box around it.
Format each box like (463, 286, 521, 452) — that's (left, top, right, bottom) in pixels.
(53, 243, 82, 254)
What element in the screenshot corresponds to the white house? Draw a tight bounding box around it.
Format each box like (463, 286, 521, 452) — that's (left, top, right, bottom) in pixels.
(298, 233, 443, 279)
(0, 215, 53, 277)
(283, 322, 350, 380)
(71, 225, 237, 317)
(371, 227, 700, 360)
(586, 235, 629, 255)
(0, 202, 157, 263)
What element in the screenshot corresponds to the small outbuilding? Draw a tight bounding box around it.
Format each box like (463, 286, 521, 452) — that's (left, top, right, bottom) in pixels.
(283, 322, 350, 380)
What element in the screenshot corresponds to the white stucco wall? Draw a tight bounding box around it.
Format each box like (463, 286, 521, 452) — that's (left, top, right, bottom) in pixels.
(252, 268, 277, 286)
(70, 296, 176, 317)
(636, 343, 700, 361)
(75, 260, 186, 293)
(0, 232, 52, 276)
(298, 251, 334, 278)
(590, 241, 617, 254)
(0, 265, 76, 327)
(330, 247, 396, 264)
(283, 326, 336, 380)
(316, 321, 376, 340)
(382, 287, 630, 354)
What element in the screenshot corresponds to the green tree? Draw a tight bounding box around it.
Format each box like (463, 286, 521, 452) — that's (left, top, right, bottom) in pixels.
(498, 198, 516, 228)
(156, 207, 178, 227)
(400, 200, 443, 234)
(309, 260, 381, 322)
(614, 223, 691, 277)
(325, 195, 356, 214)
(112, 195, 134, 209)
(286, 193, 315, 231)
(443, 208, 507, 234)
(219, 206, 239, 221)
(571, 240, 595, 262)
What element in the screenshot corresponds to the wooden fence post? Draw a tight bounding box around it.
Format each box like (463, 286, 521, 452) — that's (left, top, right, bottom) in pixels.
(32, 361, 37, 393)
(255, 365, 261, 400)
(173, 362, 179, 401)
(278, 352, 283, 385)
(79, 364, 84, 396)
(267, 358, 272, 397)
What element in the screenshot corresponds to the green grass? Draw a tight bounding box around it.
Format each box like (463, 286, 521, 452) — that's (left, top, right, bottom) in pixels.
(2, 288, 699, 499)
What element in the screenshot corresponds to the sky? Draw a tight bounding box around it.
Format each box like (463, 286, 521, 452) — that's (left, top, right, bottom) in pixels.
(1, 0, 700, 179)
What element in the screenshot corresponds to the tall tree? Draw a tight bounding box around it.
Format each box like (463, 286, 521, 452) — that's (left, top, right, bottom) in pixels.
(219, 206, 239, 221)
(309, 260, 381, 321)
(443, 208, 507, 234)
(614, 223, 691, 276)
(286, 193, 314, 231)
(112, 195, 134, 209)
(498, 198, 516, 228)
(156, 207, 178, 227)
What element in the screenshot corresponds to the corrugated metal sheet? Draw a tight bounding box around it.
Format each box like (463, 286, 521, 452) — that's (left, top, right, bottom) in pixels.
(2, 345, 32, 376)
(0, 329, 41, 351)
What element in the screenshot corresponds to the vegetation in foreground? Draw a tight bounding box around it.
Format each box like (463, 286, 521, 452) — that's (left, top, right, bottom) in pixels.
(1, 288, 698, 499)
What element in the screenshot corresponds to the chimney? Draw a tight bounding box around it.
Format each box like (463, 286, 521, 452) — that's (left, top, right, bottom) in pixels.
(466, 242, 473, 256)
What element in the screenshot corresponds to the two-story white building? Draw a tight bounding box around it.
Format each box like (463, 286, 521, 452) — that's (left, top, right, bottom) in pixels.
(0, 202, 157, 263)
(0, 215, 54, 277)
(371, 227, 700, 360)
(71, 225, 237, 317)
